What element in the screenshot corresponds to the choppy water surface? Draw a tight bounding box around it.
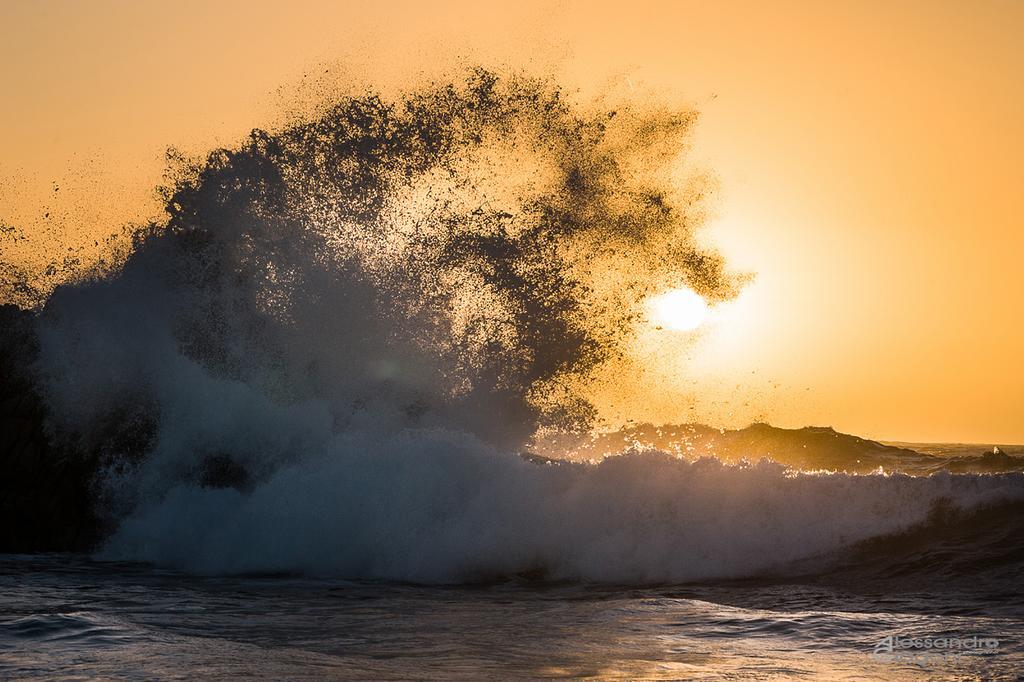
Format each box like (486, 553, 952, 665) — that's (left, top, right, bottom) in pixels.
(2, 555, 1020, 680)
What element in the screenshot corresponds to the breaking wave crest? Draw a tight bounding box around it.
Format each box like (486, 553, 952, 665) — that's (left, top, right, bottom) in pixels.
(100, 437, 1024, 582)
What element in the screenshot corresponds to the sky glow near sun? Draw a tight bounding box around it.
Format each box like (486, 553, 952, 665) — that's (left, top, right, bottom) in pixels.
(648, 288, 710, 332)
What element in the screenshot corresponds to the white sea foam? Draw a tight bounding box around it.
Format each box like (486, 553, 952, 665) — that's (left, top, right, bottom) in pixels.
(99, 424, 1024, 582)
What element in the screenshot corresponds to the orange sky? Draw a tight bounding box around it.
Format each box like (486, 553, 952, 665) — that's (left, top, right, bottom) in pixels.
(1, 0, 1021, 443)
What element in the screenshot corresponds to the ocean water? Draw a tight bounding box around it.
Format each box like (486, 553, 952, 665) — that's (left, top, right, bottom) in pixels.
(2, 554, 1021, 680)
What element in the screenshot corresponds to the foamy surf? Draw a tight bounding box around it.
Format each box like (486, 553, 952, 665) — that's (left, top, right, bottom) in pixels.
(98, 430, 1024, 583)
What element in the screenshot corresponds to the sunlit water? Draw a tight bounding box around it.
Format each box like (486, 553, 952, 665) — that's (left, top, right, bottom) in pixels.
(2, 555, 1020, 680)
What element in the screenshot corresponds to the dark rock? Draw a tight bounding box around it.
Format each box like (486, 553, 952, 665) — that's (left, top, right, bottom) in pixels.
(0, 305, 104, 552)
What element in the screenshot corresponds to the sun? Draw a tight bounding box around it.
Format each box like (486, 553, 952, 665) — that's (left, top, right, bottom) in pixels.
(648, 287, 710, 332)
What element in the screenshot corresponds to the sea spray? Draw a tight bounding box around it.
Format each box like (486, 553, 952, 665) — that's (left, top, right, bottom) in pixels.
(5, 69, 1021, 579)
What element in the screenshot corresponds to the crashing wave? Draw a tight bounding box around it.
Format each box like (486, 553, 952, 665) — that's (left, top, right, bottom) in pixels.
(0, 69, 1020, 583)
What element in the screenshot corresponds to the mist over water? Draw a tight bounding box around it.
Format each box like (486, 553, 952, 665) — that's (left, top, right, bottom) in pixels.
(2, 69, 1021, 584)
